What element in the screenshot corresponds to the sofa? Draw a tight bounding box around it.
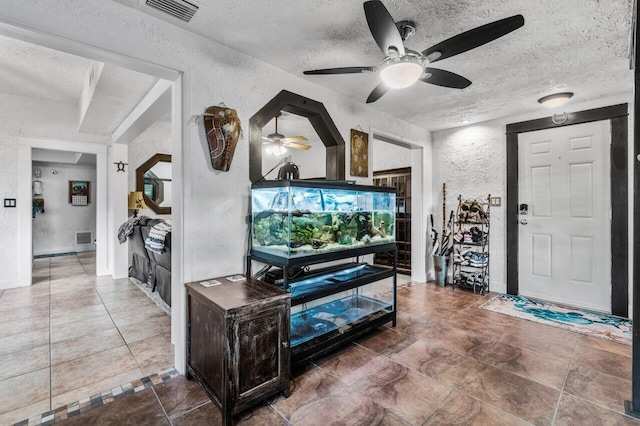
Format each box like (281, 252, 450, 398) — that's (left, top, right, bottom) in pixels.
(129, 217, 171, 306)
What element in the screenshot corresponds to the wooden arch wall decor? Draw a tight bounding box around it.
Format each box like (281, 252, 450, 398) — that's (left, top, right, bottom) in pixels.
(249, 90, 346, 183)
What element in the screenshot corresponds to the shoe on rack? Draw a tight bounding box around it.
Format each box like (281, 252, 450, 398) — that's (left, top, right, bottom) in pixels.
(470, 227, 483, 243)
(454, 274, 467, 285)
(454, 232, 464, 243)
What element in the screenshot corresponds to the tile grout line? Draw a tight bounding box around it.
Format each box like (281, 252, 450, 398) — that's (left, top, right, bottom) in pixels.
(12, 369, 180, 425)
(149, 386, 173, 425)
(550, 336, 578, 425)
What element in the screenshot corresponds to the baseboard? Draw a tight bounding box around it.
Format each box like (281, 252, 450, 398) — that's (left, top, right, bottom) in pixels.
(0, 280, 29, 290)
(490, 281, 506, 294)
(520, 291, 611, 314)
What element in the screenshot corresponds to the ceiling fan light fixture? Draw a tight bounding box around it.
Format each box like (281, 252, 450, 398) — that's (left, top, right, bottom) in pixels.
(538, 92, 574, 108)
(266, 145, 287, 156)
(379, 56, 423, 89)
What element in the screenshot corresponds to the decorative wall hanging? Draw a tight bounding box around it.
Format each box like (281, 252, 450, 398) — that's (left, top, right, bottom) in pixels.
(350, 128, 369, 177)
(200, 104, 242, 172)
(69, 180, 90, 206)
(114, 161, 128, 172)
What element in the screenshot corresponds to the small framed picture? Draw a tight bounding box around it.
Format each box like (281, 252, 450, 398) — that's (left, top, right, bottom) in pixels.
(69, 180, 91, 206)
(350, 129, 369, 177)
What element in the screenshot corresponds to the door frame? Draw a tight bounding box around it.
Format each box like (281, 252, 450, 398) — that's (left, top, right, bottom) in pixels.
(505, 103, 628, 316)
(370, 128, 426, 283)
(18, 138, 108, 280)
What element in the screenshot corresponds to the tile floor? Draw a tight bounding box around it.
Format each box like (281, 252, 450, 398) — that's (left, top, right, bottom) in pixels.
(30, 279, 637, 425)
(0, 252, 174, 425)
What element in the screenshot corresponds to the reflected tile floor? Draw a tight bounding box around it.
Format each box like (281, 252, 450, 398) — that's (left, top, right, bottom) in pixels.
(5, 273, 638, 425)
(0, 252, 174, 425)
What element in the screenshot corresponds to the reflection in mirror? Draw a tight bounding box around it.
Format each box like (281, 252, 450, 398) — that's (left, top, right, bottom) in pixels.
(136, 153, 171, 214)
(145, 161, 172, 207)
(261, 112, 326, 180)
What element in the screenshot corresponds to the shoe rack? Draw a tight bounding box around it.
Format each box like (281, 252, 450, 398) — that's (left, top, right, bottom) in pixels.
(451, 194, 490, 294)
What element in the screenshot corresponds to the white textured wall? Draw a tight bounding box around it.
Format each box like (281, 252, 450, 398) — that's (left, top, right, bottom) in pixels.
(0, 90, 108, 286)
(431, 94, 633, 294)
(32, 162, 96, 255)
(0, 0, 429, 288)
(127, 121, 172, 219)
(372, 139, 412, 172)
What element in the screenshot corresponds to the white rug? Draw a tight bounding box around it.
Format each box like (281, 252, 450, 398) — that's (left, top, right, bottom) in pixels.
(480, 294, 631, 345)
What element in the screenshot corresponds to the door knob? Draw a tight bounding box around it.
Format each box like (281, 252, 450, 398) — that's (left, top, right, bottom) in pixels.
(520, 219, 528, 225)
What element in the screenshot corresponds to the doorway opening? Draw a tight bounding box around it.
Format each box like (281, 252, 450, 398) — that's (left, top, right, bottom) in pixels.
(373, 167, 412, 274)
(32, 151, 97, 267)
(2, 21, 186, 422)
(370, 130, 425, 283)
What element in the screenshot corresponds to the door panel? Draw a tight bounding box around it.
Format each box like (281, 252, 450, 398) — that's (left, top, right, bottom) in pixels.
(518, 121, 611, 312)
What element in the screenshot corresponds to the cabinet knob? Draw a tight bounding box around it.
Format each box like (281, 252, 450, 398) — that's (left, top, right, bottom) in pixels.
(520, 219, 528, 225)
(282, 342, 289, 348)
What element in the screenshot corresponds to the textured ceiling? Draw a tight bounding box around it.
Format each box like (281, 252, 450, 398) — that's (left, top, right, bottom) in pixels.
(118, 0, 634, 130)
(0, 34, 160, 136)
(0, 35, 90, 103)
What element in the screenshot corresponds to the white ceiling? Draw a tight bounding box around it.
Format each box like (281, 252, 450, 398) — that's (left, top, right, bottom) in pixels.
(118, 0, 634, 130)
(0, 34, 160, 136)
(0, 36, 90, 103)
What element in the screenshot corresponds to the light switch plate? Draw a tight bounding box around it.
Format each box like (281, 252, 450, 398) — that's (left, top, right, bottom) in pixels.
(4, 198, 16, 207)
(490, 197, 501, 207)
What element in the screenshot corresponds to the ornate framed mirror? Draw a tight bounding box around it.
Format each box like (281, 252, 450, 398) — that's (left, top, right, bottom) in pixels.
(136, 153, 171, 215)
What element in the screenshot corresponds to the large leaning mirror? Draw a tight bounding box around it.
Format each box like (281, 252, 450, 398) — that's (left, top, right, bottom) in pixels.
(136, 153, 171, 215)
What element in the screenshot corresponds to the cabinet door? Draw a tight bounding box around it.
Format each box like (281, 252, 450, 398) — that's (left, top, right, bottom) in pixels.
(234, 304, 289, 404)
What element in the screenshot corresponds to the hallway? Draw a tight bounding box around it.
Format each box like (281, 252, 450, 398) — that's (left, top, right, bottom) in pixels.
(0, 252, 173, 424)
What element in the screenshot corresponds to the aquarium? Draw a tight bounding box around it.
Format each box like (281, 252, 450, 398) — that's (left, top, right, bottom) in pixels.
(251, 181, 396, 261)
(290, 293, 393, 347)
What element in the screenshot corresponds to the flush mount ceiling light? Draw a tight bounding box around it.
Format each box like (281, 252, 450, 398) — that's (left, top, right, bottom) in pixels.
(379, 54, 424, 89)
(538, 92, 573, 108)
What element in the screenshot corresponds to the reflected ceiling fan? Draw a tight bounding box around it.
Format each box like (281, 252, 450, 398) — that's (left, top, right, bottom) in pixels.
(303, 1, 524, 103)
(262, 114, 311, 153)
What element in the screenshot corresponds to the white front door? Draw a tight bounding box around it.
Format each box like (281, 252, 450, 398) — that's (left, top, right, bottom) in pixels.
(518, 120, 611, 312)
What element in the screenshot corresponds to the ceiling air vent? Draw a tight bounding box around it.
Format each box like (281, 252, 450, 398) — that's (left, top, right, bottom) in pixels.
(146, 0, 198, 22)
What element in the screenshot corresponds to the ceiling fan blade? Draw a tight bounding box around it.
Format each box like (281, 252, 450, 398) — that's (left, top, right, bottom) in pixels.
(364, 1, 405, 56)
(422, 15, 524, 63)
(304, 66, 376, 75)
(421, 68, 471, 89)
(366, 82, 390, 103)
(280, 136, 308, 143)
(282, 141, 312, 150)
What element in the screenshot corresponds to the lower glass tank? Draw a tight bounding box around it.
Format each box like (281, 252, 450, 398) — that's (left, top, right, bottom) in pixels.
(290, 294, 392, 347)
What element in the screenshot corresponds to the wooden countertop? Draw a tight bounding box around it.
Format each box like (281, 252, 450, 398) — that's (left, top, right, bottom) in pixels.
(185, 275, 289, 311)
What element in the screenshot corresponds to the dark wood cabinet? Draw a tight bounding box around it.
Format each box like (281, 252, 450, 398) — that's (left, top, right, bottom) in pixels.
(186, 276, 290, 425)
(373, 167, 412, 273)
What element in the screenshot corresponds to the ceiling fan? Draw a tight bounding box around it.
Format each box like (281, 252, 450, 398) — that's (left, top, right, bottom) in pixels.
(303, 1, 524, 103)
(262, 114, 311, 153)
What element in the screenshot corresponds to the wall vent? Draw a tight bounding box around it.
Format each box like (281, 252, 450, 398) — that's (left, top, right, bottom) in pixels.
(146, 0, 198, 22)
(76, 231, 93, 245)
